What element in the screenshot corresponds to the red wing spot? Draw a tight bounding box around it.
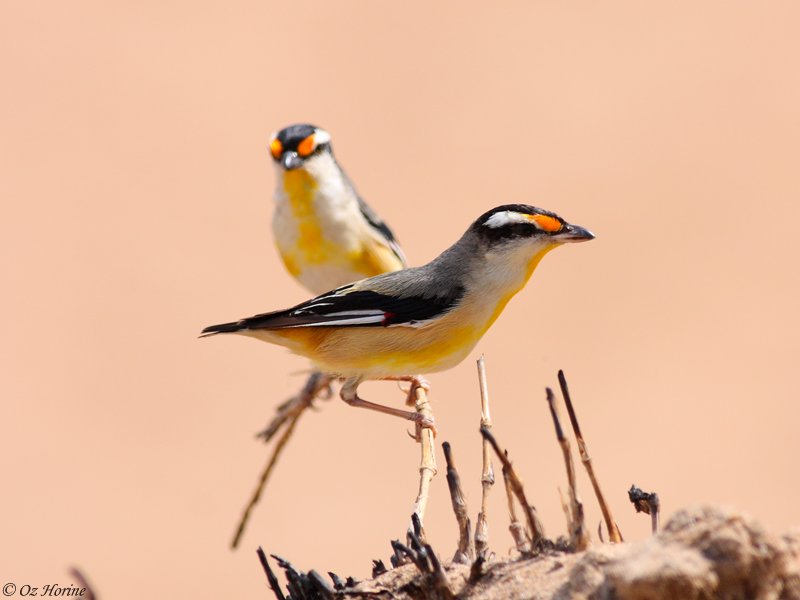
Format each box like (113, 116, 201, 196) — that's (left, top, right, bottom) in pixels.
(382, 312, 398, 326)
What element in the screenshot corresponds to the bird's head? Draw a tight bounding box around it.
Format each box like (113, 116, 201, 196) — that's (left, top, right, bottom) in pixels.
(466, 204, 594, 285)
(269, 124, 333, 172)
(472, 205, 594, 246)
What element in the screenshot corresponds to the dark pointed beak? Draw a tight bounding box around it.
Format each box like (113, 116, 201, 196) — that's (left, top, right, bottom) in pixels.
(281, 152, 304, 170)
(554, 223, 595, 242)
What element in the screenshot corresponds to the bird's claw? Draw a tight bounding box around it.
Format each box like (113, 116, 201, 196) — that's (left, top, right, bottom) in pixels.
(403, 376, 432, 406)
(413, 376, 431, 391)
(411, 413, 437, 440)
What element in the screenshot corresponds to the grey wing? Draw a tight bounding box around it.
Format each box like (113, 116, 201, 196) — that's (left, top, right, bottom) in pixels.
(339, 164, 406, 267)
(356, 196, 407, 268)
(201, 278, 464, 334)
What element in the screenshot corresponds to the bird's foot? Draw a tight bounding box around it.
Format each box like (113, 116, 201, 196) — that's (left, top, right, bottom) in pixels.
(406, 376, 431, 406)
(411, 411, 437, 440)
(384, 375, 431, 406)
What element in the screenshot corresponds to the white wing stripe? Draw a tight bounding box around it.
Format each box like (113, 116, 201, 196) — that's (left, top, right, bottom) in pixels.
(288, 316, 384, 327)
(323, 310, 384, 317)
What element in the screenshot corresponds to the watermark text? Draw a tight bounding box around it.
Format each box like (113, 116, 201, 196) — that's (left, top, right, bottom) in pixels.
(3, 583, 87, 597)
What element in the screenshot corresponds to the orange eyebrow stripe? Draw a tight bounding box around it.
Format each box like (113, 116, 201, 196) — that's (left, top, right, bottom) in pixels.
(528, 214, 562, 232)
(269, 138, 283, 158)
(297, 135, 315, 157)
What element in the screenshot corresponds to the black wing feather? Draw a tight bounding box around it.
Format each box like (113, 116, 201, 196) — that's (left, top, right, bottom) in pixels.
(201, 285, 464, 335)
(356, 197, 407, 267)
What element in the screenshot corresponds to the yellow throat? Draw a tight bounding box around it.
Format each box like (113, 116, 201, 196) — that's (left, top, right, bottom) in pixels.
(482, 243, 562, 334)
(282, 170, 331, 267)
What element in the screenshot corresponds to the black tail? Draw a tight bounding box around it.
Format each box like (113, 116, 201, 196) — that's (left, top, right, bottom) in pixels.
(200, 304, 301, 337)
(200, 321, 245, 337)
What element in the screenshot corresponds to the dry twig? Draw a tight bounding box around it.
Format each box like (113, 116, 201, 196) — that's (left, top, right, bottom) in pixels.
(474, 355, 495, 557)
(629, 484, 660, 533)
(257, 372, 332, 442)
(69, 568, 97, 600)
(257, 548, 286, 600)
(546, 387, 589, 551)
(442, 441, 474, 564)
(232, 407, 304, 549)
(394, 524, 455, 600)
(265, 554, 357, 600)
(232, 372, 332, 549)
(409, 383, 437, 539)
(480, 426, 545, 553)
(558, 370, 622, 543)
(307, 570, 336, 600)
(371, 560, 388, 578)
(502, 450, 529, 554)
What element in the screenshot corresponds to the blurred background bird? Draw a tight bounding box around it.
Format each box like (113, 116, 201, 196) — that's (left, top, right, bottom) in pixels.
(261, 123, 408, 431)
(269, 123, 406, 294)
(264, 122, 408, 413)
(232, 124, 410, 545)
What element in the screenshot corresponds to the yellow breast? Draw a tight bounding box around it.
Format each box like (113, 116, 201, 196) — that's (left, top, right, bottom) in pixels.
(346, 234, 405, 278)
(281, 170, 335, 267)
(250, 319, 481, 380)
(276, 170, 404, 291)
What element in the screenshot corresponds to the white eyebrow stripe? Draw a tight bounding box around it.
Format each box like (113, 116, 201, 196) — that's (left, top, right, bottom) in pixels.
(484, 211, 535, 228)
(313, 129, 331, 146)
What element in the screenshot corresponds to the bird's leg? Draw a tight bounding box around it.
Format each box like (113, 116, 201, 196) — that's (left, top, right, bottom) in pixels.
(381, 375, 432, 406)
(340, 378, 437, 436)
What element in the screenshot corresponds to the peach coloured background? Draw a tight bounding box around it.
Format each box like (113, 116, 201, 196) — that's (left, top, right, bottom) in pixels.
(2, 2, 799, 598)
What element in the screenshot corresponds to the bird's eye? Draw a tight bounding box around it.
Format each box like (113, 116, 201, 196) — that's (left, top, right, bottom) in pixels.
(269, 138, 283, 159)
(297, 135, 316, 157)
(513, 223, 535, 237)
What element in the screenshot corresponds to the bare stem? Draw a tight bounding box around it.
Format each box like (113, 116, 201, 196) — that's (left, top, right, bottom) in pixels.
(257, 372, 332, 442)
(69, 568, 97, 600)
(256, 548, 286, 600)
(628, 485, 660, 534)
(232, 406, 305, 549)
(475, 356, 495, 557)
(232, 372, 332, 549)
(546, 388, 589, 551)
(650, 494, 660, 534)
(558, 370, 622, 543)
(442, 441, 474, 563)
(503, 452, 528, 553)
(480, 426, 545, 553)
(409, 384, 437, 539)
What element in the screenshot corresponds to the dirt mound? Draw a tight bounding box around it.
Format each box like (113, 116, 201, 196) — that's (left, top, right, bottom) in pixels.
(343, 505, 800, 600)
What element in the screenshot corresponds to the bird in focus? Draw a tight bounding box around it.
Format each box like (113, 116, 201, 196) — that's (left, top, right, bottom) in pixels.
(269, 123, 406, 296)
(203, 205, 594, 430)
